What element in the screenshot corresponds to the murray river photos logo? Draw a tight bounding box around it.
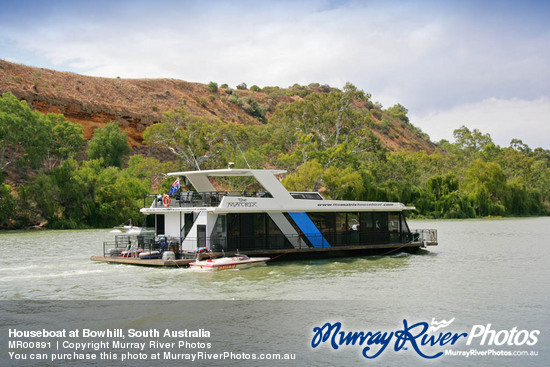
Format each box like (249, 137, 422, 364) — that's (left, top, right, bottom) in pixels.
(311, 318, 540, 359)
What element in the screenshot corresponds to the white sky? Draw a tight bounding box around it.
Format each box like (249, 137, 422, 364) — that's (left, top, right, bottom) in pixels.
(1, 0, 549, 148)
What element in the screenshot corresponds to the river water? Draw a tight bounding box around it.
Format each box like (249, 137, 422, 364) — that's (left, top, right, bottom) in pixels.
(1, 218, 549, 366)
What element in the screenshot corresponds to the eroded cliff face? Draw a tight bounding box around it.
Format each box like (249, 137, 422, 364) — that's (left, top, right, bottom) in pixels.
(0, 59, 437, 156)
(0, 60, 283, 148)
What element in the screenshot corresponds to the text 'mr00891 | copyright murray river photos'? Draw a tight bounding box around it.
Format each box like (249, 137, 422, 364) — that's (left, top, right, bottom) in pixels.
(7, 327, 296, 363)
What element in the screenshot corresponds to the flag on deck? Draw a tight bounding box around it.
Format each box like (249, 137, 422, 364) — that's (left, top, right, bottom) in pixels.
(168, 178, 180, 196)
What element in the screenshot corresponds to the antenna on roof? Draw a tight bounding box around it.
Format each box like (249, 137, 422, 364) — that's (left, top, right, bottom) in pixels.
(230, 131, 251, 169)
(188, 146, 201, 170)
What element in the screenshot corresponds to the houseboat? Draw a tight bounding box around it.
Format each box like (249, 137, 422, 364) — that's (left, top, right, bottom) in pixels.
(92, 168, 437, 266)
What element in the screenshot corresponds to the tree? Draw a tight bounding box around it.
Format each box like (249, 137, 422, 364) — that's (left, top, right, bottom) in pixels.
(0, 174, 15, 227)
(44, 113, 85, 170)
(0, 92, 49, 169)
(321, 166, 365, 200)
(143, 109, 230, 170)
(20, 157, 154, 228)
(453, 126, 493, 154)
(270, 83, 384, 170)
(0, 93, 85, 171)
(87, 122, 131, 168)
(426, 174, 459, 199)
(465, 159, 507, 216)
(509, 138, 532, 155)
(374, 152, 421, 187)
(386, 103, 409, 123)
(281, 160, 324, 192)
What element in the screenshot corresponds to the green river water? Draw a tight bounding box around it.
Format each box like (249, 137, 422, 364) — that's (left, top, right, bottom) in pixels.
(1, 218, 548, 366)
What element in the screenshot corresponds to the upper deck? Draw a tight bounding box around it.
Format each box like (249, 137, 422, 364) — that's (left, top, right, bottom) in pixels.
(141, 168, 414, 214)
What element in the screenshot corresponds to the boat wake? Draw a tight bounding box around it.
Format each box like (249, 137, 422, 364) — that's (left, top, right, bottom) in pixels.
(0, 269, 104, 282)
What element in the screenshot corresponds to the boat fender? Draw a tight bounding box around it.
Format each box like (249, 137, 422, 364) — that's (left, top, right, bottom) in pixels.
(162, 194, 171, 207)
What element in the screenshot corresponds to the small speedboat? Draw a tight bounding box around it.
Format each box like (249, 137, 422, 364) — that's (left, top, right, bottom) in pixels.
(189, 254, 270, 271)
(111, 220, 142, 234)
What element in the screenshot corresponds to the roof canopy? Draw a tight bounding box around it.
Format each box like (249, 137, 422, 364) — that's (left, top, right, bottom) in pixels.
(166, 169, 290, 196)
(166, 168, 287, 177)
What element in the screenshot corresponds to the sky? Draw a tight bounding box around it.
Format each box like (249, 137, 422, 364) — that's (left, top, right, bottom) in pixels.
(1, 0, 549, 149)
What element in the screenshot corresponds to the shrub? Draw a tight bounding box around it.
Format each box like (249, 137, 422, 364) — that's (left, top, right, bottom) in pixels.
(319, 84, 331, 93)
(377, 119, 390, 135)
(207, 81, 218, 93)
(371, 109, 382, 120)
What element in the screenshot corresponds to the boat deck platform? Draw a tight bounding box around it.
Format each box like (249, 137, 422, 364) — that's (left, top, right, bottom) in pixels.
(91, 242, 427, 267)
(90, 256, 195, 267)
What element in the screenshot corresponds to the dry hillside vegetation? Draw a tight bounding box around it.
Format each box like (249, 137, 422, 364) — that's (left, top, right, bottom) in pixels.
(0, 60, 436, 154)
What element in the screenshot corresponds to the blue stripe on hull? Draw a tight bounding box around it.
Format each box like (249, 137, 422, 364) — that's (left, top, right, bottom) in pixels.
(288, 212, 330, 248)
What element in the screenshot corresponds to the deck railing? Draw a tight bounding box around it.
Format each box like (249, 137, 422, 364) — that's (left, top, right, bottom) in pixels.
(411, 229, 438, 246)
(103, 229, 437, 257)
(144, 191, 273, 208)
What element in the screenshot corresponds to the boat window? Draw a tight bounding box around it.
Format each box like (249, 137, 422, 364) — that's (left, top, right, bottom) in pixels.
(254, 213, 267, 248)
(347, 213, 359, 231)
(210, 215, 227, 251)
(400, 213, 411, 234)
(347, 213, 360, 244)
(308, 213, 335, 235)
(227, 213, 293, 250)
(290, 192, 324, 200)
(335, 213, 347, 245)
(212, 215, 226, 237)
(360, 212, 374, 230)
(228, 214, 240, 238)
(184, 213, 194, 237)
(372, 212, 388, 231)
(197, 225, 206, 248)
(388, 213, 400, 232)
(335, 213, 347, 232)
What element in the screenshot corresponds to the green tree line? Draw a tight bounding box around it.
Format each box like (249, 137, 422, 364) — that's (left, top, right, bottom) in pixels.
(143, 86, 550, 219)
(1, 88, 549, 229)
(0, 92, 175, 228)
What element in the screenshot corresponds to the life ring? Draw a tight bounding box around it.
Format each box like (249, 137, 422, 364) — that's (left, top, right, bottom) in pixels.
(162, 194, 171, 207)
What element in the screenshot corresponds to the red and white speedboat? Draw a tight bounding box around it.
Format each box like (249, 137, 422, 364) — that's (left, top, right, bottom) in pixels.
(189, 254, 270, 271)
